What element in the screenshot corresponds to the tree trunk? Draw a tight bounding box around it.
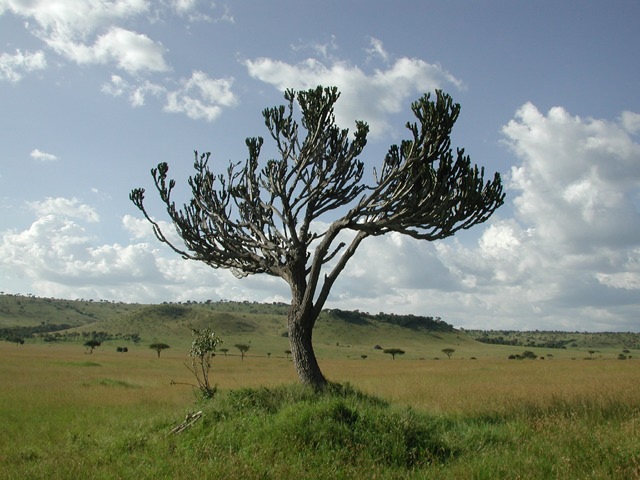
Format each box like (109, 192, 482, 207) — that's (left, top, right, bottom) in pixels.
(287, 299, 327, 390)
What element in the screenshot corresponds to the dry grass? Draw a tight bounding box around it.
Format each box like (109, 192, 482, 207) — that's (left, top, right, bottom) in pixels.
(1, 342, 639, 479)
(2, 343, 638, 415)
(320, 356, 640, 415)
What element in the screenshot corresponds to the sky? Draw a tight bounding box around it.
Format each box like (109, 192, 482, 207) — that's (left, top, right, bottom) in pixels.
(1, 0, 639, 332)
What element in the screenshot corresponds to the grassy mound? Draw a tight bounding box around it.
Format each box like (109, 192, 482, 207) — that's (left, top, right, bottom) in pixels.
(194, 383, 454, 475)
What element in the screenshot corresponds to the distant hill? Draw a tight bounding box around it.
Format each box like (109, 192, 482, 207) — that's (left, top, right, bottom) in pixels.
(0, 294, 473, 359)
(1, 294, 637, 358)
(467, 329, 640, 350)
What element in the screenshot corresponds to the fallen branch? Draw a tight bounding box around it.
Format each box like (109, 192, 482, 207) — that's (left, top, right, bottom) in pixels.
(170, 410, 203, 434)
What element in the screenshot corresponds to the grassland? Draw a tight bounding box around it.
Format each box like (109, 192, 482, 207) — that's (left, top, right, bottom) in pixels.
(1, 294, 639, 478)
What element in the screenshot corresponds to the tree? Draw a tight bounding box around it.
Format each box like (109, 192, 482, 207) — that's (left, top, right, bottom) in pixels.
(131, 86, 505, 390)
(219, 347, 229, 357)
(185, 328, 222, 398)
(84, 340, 100, 354)
(441, 348, 455, 359)
(149, 342, 171, 358)
(383, 348, 405, 360)
(235, 343, 250, 361)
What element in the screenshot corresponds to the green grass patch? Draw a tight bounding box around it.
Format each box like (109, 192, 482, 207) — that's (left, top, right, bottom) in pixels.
(57, 360, 101, 367)
(83, 378, 141, 389)
(2, 377, 639, 479)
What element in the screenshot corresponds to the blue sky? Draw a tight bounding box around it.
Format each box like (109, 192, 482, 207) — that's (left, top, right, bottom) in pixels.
(1, 0, 639, 332)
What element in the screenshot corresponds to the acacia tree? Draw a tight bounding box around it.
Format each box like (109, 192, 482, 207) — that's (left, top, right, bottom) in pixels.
(383, 348, 405, 360)
(84, 340, 100, 354)
(234, 343, 250, 361)
(149, 342, 171, 358)
(441, 348, 455, 359)
(131, 86, 504, 390)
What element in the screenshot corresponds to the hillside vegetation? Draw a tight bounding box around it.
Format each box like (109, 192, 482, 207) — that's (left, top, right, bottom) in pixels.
(1, 294, 638, 360)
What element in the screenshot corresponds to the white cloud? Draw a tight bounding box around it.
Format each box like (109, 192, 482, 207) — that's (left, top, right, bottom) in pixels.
(101, 70, 237, 119)
(621, 111, 640, 135)
(93, 27, 168, 73)
(27, 197, 100, 223)
(308, 104, 640, 331)
(2, 0, 170, 74)
(101, 74, 164, 106)
(164, 70, 237, 121)
(0, 49, 46, 82)
(244, 45, 462, 138)
(366, 36, 388, 62)
(171, 0, 197, 14)
(45, 25, 169, 73)
(503, 103, 640, 251)
(30, 148, 58, 162)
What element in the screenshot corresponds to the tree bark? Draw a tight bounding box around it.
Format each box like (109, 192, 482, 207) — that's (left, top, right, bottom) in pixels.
(287, 267, 327, 389)
(288, 306, 327, 390)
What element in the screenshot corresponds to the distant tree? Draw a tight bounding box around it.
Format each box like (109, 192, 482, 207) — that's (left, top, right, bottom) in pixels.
(84, 340, 101, 354)
(131, 86, 504, 389)
(235, 343, 250, 361)
(267, 352, 271, 358)
(361, 355, 368, 360)
(441, 348, 455, 359)
(8, 337, 24, 346)
(588, 350, 596, 359)
(285, 350, 291, 359)
(383, 348, 405, 360)
(219, 347, 229, 357)
(149, 343, 171, 358)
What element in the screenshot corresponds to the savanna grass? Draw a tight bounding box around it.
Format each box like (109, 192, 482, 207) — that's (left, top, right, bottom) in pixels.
(1, 342, 639, 479)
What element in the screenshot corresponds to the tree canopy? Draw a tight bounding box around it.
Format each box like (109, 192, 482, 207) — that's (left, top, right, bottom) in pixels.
(131, 86, 504, 389)
(149, 342, 171, 358)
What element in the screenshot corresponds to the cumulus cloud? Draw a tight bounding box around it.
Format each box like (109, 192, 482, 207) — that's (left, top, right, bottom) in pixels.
(0, 197, 286, 303)
(0, 198, 214, 301)
(304, 104, 640, 332)
(421, 104, 640, 330)
(2, 0, 169, 74)
(101, 74, 165, 106)
(244, 42, 462, 137)
(2, 100, 638, 331)
(621, 111, 640, 135)
(102, 70, 237, 119)
(0, 49, 46, 82)
(164, 70, 237, 121)
(27, 197, 100, 222)
(503, 103, 640, 251)
(30, 148, 58, 162)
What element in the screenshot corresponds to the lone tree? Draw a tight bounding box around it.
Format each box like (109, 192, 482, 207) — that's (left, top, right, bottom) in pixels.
(84, 340, 101, 354)
(131, 86, 504, 390)
(234, 343, 250, 361)
(383, 348, 405, 360)
(441, 348, 455, 359)
(149, 342, 171, 358)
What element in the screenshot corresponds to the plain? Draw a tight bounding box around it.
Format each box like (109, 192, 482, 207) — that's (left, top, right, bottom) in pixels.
(1, 337, 639, 479)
